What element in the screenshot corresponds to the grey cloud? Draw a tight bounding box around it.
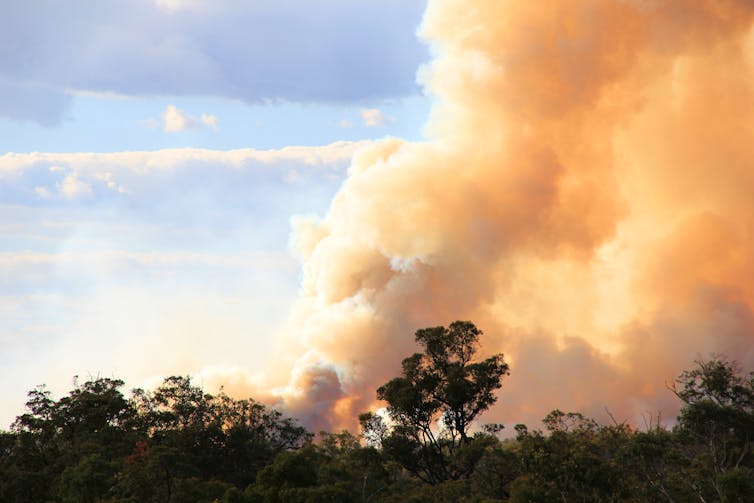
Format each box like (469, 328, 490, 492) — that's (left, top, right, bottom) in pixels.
(0, 0, 428, 125)
(0, 81, 72, 126)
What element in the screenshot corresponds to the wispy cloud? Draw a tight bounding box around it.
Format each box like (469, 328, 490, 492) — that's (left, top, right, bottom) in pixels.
(0, 141, 365, 206)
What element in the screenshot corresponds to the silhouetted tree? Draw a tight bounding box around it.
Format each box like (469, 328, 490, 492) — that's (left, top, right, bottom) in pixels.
(6, 346, 754, 502)
(670, 357, 754, 501)
(361, 321, 509, 485)
(512, 410, 638, 502)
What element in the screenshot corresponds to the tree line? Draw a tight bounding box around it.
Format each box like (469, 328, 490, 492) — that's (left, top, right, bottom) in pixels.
(1, 320, 753, 502)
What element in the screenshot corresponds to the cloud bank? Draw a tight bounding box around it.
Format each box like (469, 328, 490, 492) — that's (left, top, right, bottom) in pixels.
(0, 0, 428, 125)
(264, 0, 754, 431)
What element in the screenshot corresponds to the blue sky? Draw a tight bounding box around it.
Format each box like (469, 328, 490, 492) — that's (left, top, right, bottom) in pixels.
(0, 94, 431, 152)
(0, 0, 430, 427)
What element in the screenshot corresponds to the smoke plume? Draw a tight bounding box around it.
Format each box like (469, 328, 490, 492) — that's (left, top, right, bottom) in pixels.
(267, 0, 754, 431)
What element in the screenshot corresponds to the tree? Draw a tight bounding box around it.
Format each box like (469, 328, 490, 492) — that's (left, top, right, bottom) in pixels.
(511, 411, 638, 502)
(122, 375, 312, 496)
(6, 377, 136, 502)
(0, 375, 312, 502)
(361, 321, 509, 484)
(670, 356, 754, 501)
(248, 432, 390, 503)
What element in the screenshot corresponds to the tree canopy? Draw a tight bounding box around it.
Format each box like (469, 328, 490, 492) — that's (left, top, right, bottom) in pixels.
(2, 324, 754, 502)
(361, 320, 509, 484)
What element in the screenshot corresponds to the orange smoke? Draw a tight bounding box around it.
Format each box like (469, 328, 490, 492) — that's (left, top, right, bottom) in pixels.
(271, 0, 754, 431)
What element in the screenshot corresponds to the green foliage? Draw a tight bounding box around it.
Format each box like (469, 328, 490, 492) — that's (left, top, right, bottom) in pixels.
(364, 321, 510, 485)
(3, 334, 754, 503)
(0, 375, 309, 502)
(512, 410, 638, 502)
(468, 440, 518, 499)
(669, 357, 754, 501)
(58, 451, 117, 503)
(718, 467, 754, 502)
(248, 431, 393, 502)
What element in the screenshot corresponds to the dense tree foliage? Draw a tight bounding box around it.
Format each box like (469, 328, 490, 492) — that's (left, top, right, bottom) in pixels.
(361, 321, 509, 484)
(0, 375, 310, 502)
(2, 322, 754, 502)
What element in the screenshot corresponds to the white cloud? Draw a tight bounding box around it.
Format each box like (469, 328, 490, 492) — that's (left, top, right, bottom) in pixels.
(93, 171, 127, 193)
(0, 141, 364, 177)
(200, 113, 218, 129)
(360, 108, 394, 127)
(58, 174, 92, 199)
(0, 141, 367, 205)
(0, 250, 291, 271)
(163, 105, 190, 132)
(160, 105, 218, 132)
(153, 0, 201, 13)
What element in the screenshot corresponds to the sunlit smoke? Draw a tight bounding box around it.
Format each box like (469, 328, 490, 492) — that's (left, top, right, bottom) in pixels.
(265, 0, 754, 431)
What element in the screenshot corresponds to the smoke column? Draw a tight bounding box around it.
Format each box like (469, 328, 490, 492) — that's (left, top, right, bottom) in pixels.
(263, 0, 754, 430)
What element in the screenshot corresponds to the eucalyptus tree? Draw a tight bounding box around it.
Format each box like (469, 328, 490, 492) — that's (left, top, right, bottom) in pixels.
(361, 321, 509, 484)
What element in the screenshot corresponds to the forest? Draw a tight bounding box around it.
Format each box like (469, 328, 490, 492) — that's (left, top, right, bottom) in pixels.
(1, 321, 753, 502)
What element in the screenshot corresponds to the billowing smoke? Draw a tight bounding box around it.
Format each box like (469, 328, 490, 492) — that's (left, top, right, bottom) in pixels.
(265, 0, 754, 431)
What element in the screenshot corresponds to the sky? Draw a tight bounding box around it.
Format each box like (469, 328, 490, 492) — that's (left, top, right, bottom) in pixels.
(0, 0, 430, 427)
(5, 0, 754, 433)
